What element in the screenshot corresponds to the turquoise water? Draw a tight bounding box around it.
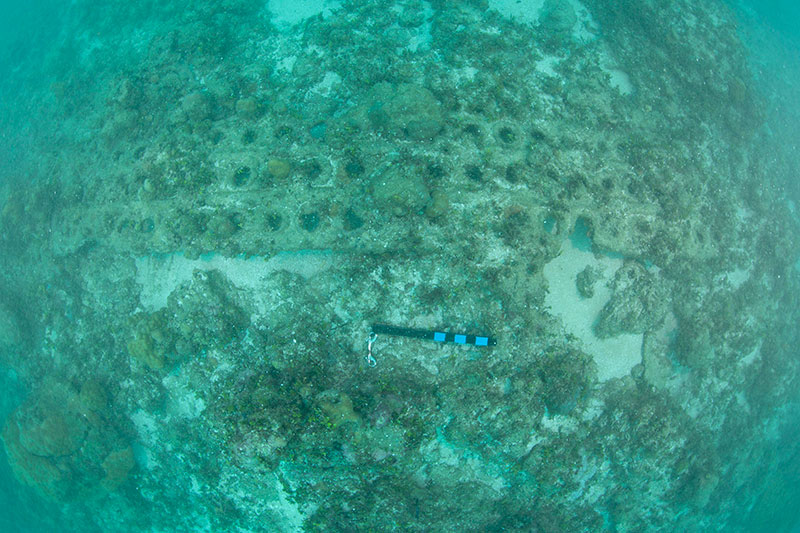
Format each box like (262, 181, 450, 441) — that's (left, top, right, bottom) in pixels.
(738, 0, 800, 44)
(1, 1, 799, 531)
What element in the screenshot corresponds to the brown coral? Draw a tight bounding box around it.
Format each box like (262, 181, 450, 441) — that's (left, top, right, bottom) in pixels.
(100, 446, 135, 491)
(1, 417, 69, 500)
(0, 381, 134, 501)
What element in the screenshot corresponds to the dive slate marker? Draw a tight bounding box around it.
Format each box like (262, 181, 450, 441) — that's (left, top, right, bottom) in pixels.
(372, 323, 497, 346)
(367, 323, 496, 366)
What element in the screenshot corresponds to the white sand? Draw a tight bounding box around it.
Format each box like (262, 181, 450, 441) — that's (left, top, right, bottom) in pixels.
(543, 240, 643, 382)
(488, 0, 597, 41)
(488, 0, 546, 26)
(266, 0, 342, 29)
(134, 251, 336, 313)
(490, 0, 633, 95)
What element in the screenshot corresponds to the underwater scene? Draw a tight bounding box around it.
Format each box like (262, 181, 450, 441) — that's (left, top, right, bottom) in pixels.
(1, 0, 799, 531)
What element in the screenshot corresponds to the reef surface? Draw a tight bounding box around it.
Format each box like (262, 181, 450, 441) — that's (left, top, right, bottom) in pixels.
(0, 0, 799, 531)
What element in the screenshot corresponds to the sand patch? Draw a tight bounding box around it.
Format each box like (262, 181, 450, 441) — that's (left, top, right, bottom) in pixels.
(134, 251, 336, 312)
(543, 240, 642, 382)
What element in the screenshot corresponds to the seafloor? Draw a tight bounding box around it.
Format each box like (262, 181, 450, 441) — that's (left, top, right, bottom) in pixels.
(1, 0, 799, 531)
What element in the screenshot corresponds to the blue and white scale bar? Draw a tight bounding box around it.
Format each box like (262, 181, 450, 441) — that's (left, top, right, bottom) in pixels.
(372, 323, 496, 347)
